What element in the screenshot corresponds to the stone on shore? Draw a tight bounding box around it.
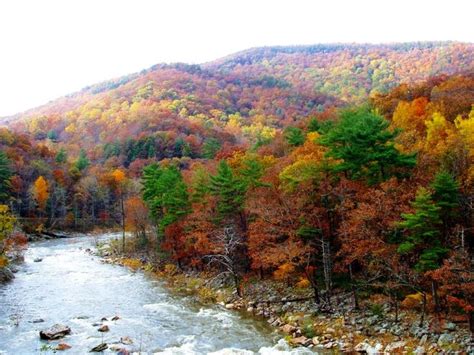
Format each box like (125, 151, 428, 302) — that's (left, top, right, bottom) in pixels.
(280, 324, 297, 334)
(290, 336, 312, 346)
(0, 267, 14, 282)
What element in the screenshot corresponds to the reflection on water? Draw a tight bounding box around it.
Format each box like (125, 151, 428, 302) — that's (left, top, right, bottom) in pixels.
(0, 234, 311, 354)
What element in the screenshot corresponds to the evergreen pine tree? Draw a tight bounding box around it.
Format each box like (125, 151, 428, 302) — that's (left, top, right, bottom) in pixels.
(209, 160, 245, 220)
(0, 152, 11, 203)
(142, 164, 189, 230)
(75, 149, 90, 171)
(320, 106, 416, 184)
(284, 126, 305, 146)
(430, 171, 460, 237)
(397, 187, 447, 271)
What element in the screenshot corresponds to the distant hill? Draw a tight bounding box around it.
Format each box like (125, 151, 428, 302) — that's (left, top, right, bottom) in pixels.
(3, 41, 473, 160)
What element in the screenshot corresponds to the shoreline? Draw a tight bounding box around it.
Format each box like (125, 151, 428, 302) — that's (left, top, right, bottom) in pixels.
(98, 247, 472, 354)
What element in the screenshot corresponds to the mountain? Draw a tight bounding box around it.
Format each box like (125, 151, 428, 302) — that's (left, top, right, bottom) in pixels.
(2, 41, 473, 163)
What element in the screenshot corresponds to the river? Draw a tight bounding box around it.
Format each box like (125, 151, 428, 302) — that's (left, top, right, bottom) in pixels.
(0, 233, 311, 354)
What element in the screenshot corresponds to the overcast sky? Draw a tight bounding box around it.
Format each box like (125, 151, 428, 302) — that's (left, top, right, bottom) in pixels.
(0, 0, 472, 116)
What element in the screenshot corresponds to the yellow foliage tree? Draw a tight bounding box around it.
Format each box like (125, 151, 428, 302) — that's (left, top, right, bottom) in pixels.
(279, 133, 328, 189)
(32, 176, 49, 212)
(424, 112, 457, 157)
(0, 205, 16, 267)
(454, 108, 474, 183)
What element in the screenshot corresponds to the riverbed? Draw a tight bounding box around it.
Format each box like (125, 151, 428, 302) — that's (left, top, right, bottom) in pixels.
(0, 233, 310, 354)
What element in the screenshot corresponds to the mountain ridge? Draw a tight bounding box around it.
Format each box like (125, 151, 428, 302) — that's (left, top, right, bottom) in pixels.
(2, 41, 473, 123)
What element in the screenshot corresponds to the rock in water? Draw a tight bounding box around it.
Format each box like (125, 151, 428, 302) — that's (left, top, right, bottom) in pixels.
(90, 343, 108, 352)
(120, 336, 133, 345)
(98, 324, 109, 332)
(29, 318, 45, 324)
(34, 258, 43, 262)
(111, 315, 120, 321)
(55, 343, 71, 351)
(39, 324, 71, 340)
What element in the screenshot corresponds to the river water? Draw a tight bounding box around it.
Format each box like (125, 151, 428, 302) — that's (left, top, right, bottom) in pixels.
(0, 234, 311, 354)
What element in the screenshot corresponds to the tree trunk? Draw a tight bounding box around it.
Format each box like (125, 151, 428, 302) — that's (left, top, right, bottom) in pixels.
(322, 236, 332, 305)
(234, 274, 242, 297)
(121, 192, 125, 253)
(432, 280, 441, 317)
(349, 263, 359, 310)
(469, 311, 473, 339)
(394, 295, 399, 322)
(419, 292, 427, 327)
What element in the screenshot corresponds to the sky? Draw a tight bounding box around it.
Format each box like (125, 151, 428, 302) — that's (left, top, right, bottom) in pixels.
(0, 0, 472, 116)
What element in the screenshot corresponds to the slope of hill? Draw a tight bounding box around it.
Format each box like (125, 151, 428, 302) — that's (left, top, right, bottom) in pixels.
(2, 42, 473, 163)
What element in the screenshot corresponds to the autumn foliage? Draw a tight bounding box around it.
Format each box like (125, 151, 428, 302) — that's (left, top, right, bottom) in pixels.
(0, 43, 472, 328)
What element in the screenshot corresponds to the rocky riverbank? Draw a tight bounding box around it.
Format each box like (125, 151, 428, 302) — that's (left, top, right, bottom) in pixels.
(99, 249, 473, 354)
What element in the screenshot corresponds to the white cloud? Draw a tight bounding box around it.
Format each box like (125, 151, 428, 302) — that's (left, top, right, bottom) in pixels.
(0, 0, 472, 116)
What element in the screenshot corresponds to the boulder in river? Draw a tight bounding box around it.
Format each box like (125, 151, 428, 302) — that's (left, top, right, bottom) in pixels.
(90, 343, 108, 352)
(34, 258, 43, 262)
(98, 324, 109, 332)
(39, 324, 71, 340)
(111, 315, 120, 321)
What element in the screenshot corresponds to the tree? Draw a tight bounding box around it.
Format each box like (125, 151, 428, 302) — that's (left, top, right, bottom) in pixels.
(75, 149, 90, 171)
(125, 196, 149, 247)
(209, 160, 246, 221)
(202, 138, 221, 159)
(430, 171, 460, 237)
(205, 226, 246, 296)
(284, 126, 305, 146)
(320, 106, 416, 184)
(0, 205, 16, 267)
(110, 169, 127, 252)
(397, 187, 447, 272)
(0, 152, 11, 203)
(32, 176, 49, 214)
(142, 164, 190, 231)
(55, 148, 67, 164)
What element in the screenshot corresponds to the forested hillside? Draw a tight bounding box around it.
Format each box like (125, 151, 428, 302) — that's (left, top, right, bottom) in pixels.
(0, 42, 473, 337)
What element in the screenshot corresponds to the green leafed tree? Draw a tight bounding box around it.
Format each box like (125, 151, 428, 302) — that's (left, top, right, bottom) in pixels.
(430, 171, 460, 237)
(0, 152, 12, 203)
(209, 160, 246, 221)
(75, 149, 90, 171)
(320, 106, 416, 184)
(55, 148, 68, 164)
(142, 164, 190, 230)
(284, 126, 305, 146)
(397, 187, 447, 272)
(202, 138, 221, 159)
